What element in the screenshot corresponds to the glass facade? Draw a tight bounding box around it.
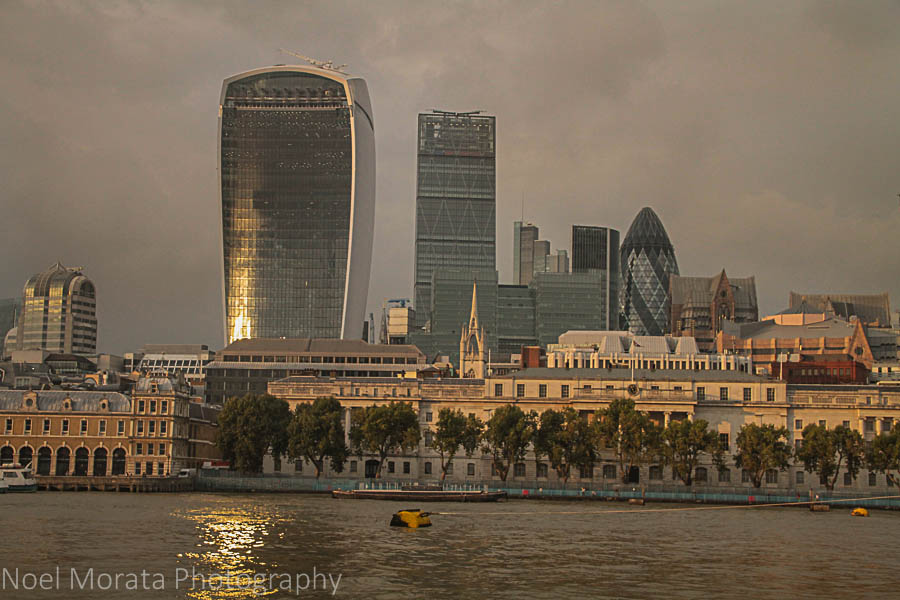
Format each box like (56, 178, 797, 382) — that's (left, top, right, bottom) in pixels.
(513, 222, 539, 285)
(533, 272, 606, 347)
(619, 207, 679, 336)
(15, 263, 97, 355)
(570, 225, 620, 330)
(220, 67, 374, 343)
(497, 284, 537, 356)
(414, 112, 496, 329)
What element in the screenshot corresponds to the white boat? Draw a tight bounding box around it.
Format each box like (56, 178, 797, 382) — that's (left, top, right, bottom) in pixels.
(0, 465, 37, 492)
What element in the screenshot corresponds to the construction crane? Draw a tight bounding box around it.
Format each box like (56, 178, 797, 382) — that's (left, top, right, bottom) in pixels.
(278, 49, 347, 73)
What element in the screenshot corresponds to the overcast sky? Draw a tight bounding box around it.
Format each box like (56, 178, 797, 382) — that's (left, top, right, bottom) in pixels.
(1, 0, 898, 354)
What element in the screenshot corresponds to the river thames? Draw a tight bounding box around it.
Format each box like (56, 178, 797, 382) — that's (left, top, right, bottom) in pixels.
(1, 492, 898, 598)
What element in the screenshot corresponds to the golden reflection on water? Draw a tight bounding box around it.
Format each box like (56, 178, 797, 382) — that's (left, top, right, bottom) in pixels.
(174, 506, 285, 599)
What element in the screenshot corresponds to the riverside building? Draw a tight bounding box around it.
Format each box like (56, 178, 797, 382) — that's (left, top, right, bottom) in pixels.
(219, 64, 375, 343)
(267, 370, 900, 493)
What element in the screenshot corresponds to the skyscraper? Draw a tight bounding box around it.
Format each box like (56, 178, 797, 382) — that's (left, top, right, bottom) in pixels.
(619, 207, 680, 336)
(413, 110, 496, 329)
(219, 65, 375, 344)
(571, 225, 620, 329)
(513, 221, 539, 285)
(13, 263, 97, 354)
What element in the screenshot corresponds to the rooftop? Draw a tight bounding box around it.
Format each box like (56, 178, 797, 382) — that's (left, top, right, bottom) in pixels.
(495, 367, 767, 383)
(221, 338, 424, 356)
(0, 390, 130, 412)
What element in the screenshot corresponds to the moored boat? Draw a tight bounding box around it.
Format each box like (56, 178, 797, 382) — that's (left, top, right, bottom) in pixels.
(0, 464, 38, 492)
(332, 489, 506, 502)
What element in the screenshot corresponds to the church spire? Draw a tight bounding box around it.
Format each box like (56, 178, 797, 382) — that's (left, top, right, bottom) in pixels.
(468, 279, 479, 330)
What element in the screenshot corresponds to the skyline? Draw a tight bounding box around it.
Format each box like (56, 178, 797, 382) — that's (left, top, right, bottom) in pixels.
(1, 1, 899, 354)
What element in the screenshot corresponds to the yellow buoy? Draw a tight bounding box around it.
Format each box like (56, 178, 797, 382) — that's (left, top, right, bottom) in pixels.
(851, 507, 869, 517)
(390, 509, 432, 528)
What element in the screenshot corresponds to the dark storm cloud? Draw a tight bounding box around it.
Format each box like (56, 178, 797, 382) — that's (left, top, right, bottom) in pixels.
(1, 0, 897, 353)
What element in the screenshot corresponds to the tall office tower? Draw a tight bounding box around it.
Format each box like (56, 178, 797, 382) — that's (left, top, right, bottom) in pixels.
(513, 221, 539, 285)
(619, 207, 679, 336)
(219, 65, 375, 344)
(571, 225, 621, 329)
(413, 110, 496, 329)
(14, 263, 97, 354)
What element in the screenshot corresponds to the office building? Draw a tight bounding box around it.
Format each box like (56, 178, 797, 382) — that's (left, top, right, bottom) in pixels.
(13, 263, 97, 355)
(513, 222, 539, 285)
(571, 225, 620, 330)
(669, 269, 758, 351)
(619, 207, 679, 336)
(533, 272, 610, 346)
(219, 65, 375, 343)
(413, 111, 496, 329)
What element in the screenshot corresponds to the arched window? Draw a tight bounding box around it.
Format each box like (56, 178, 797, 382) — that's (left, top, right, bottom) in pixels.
(93, 448, 108, 476)
(111, 448, 126, 476)
(74, 448, 89, 476)
(18, 446, 33, 468)
(56, 447, 71, 476)
(0, 446, 13, 465)
(37, 447, 52, 475)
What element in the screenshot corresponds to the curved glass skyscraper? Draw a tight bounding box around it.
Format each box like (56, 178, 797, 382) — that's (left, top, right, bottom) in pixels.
(219, 66, 375, 344)
(619, 207, 679, 336)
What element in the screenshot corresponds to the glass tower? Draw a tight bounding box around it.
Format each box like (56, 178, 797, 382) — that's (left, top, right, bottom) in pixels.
(513, 221, 539, 285)
(219, 66, 375, 343)
(619, 207, 679, 335)
(413, 111, 496, 329)
(571, 225, 620, 329)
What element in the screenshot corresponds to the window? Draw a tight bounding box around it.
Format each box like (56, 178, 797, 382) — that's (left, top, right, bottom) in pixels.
(494, 384, 503, 397)
(696, 387, 705, 401)
(842, 420, 851, 429)
(865, 418, 875, 433)
(403, 461, 410, 474)
(425, 412, 433, 423)
(43, 419, 50, 434)
(844, 472, 853, 486)
(136, 443, 143, 455)
(99, 420, 106, 435)
(674, 386, 683, 392)
(516, 384, 525, 398)
(117, 420, 125, 436)
(765, 469, 778, 484)
(579, 465, 592, 479)
(603, 464, 617, 479)
(161, 401, 168, 414)
(424, 462, 432, 475)
(718, 469, 731, 483)
(80, 419, 87, 435)
(349, 461, 357, 473)
(514, 463, 526, 478)
(539, 384, 547, 398)
(766, 388, 775, 402)
(158, 444, 166, 455)
(719, 387, 728, 401)
(467, 463, 475, 476)
(883, 418, 893, 433)
(4, 419, 10, 434)
(62, 419, 69, 435)
(795, 439, 803, 451)
(743, 388, 751, 402)
(138, 400, 145, 413)
(719, 433, 729, 450)
(387, 461, 394, 474)
(146, 462, 154, 476)
(150, 401, 156, 413)
(795, 419, 803, 430)
(695, 467, 708, 483)
(649, 465, 662, 480)
(561, 385, 569, 399)
(294, 460, 302, 473)
(158, 462, 165, 476)
(137, 421, 144, 435)
(160, 421, 167, 435)
(536, 463, 548, 478)
(446, 462, 453, 475)
(869, 472, 877, 487)
(796, 471, 805, 484)
(135, 462, 141, 475)
(424, 430, 433, 446)
(742, 470, 750, 483)
(24, 419, 31, 434)
(147, 444, 154, 455)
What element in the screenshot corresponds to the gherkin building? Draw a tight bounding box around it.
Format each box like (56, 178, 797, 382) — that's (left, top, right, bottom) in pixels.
(619, 207, 679, 335)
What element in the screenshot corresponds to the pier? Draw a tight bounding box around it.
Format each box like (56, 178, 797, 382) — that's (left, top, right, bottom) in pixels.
(35, 476, 193, 493)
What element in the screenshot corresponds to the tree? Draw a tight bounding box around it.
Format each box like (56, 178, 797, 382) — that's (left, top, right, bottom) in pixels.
(348, 402, 420, 478)
(794, 424, 864, 490)
(216, 394, 291, 474)
(594, 399, 660, 483)
(432, 408, 483, 483)
(867, 423, 900, 487)
(656, 418, 723, 486)
(733, 423, 792, 488)
(481, 405, 535, 481)
(533, 408, 596, 487)
(286, 397, 348, 478)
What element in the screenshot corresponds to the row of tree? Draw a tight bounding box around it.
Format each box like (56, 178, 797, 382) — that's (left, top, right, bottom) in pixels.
(216, 394, 900, 490)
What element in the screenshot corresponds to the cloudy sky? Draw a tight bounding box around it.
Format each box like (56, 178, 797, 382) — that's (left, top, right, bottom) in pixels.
(2, 0, 898, 354)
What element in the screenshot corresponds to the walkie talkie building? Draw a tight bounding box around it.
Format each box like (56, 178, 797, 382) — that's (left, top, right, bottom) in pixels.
(218, 65, 375, 344)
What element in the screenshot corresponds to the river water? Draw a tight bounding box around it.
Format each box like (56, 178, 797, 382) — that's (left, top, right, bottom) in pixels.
(1, 492, 898, 599)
